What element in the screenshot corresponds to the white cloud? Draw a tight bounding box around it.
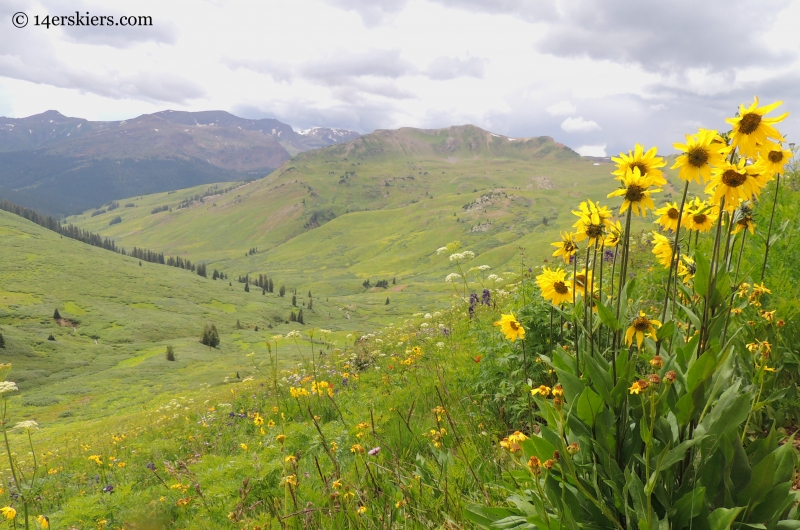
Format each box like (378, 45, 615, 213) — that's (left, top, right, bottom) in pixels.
(561, 117, 601, 133)
(575, 144, 607, 157)
(546, 101, 576, 116)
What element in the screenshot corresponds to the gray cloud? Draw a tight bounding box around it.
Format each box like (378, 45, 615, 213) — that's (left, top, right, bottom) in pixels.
(325, 0, 410, 26)
(233, 98, 401, 133)
(425, 56, 485, 80)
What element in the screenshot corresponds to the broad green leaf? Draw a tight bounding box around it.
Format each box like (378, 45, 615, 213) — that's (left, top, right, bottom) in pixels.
(672, 486, 706, 530)
(707, 507, 744, 530)
(737, 453, 776, 507)
(583, 353, 613, 407)
(555, 368, 585, 405)
(656, 320, 676, 342)
(576, 387, 604, 428)
(595, 298, 621, 330)
(660, 436, 706, 469)
(694, 252, 710, 298)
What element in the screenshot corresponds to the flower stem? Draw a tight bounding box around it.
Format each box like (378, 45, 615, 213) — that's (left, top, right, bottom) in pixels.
(760, 173, 781, 282)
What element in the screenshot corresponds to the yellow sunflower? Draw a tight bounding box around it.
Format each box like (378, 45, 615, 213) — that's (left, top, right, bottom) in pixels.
(607, 167, 661, 216)
(653, 202, 686, 232)
(671, 128, 728, 184)
(726, 97, 788, 159)
(572, 200, 614, 247)
(551, 232, 579, 264)
(604, 220, 623, 247)
(535, 267, 573, 306)
(684, 197, 717, 233)
(651, 231, 674, 268)
(757, 141, 793, 179)
(625, 311, 661, 349)
(677, 255, 696, 284)
(612, 144, 667, 186)
(706, 160, 765, 211)
(494, 313, 525, 341)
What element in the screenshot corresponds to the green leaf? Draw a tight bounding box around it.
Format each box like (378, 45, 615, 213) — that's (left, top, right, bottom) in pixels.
(596, 298, 621, 330)
(583, 353, 614, 407)
(463, 505, 517, 528)
(555, 369, 585, 405)
(625, 468, 649, 525)
(737, 453, 776, 507)
(576, 387, 604, 428)
(656, 320, 676, 342)
(660, 436, 706, 469)
(694, 252, 710, 297)
(707, 507, 744, 530)
(672, 486, 706, 530)
(686, 351, 717, 393)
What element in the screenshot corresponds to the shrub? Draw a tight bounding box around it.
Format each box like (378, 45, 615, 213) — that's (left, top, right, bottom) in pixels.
(0, 332, 5, 348)
(165, 345, 176, 361)
(47, 334, 55, 341)
(109, 216, 122, 226)
(53, 308, 61, 320)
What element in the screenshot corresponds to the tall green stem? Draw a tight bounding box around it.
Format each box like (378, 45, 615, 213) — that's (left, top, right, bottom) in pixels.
(760, 173, 781, 282)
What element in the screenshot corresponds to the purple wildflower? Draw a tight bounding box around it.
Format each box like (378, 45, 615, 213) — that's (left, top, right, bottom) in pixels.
(481, 289, 491, 306)
(368, 447, 381, 456)
(146, 462, 156, 471)
(102, 484, 114, 493)
(604, 250, 615, 262)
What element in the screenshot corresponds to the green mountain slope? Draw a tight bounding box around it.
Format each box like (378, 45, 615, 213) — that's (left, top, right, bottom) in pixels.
(65, 125, 680, 312)
(0, 209, 375, 426)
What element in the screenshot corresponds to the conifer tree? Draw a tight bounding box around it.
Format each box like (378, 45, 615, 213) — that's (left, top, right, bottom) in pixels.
(201, 323, 220, 348)
(268, 279, 274, 292)
(236, 319, 243, 329)
(279, 285, 286, 297)
(297, 309, 305, 324)
(292, 295, 297, 307)
(392, 277, 396, 285)
(290, 311, 296, 322)
(53, 308, 61, 320)
(0, 332, 5, 349)
(262, 288, 266, 295)
(308, 290, 312, 297)
(166, 345, 176, 361)
(244, 282, 250, 293)
(308, 299, 313, 310)
(386, 297, 390, 305)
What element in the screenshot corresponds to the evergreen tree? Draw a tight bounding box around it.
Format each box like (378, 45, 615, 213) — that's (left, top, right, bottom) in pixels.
(244, 282, 250, 293)
(292, 295, 297, 307)
(308, 299, 313, 310)
(0, 332, 5, 348)
(254, 326, 259, 332)
(290, 311, 296, 322)
(262, 288, 266, 295)
(166, 345, 176, 361)
(236, 319, 243, 329)
(392, 277, 396, 285)
(297, 309, 305, 325)
(385, 297, 390, 305)
(201, 323, 220, 348)
(212, 269, 219, 280)
(308, 290, 312, 298)
(269, 278, 274, 292)
(53, 308, 61, 320)
(279, 285, 286, 297)
(229, 282, 232, 286)
(48, 334, 56, 341)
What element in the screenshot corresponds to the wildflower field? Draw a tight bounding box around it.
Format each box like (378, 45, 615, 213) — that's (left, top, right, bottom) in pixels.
(1, 98, 800, 528)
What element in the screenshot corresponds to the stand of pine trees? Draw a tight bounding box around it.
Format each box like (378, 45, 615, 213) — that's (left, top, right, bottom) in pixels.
(200, 324, 220, 348)
(0, 199, 218, 276)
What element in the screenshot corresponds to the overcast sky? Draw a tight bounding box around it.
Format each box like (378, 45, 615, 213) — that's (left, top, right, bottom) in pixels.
(1, 0, 799, 156)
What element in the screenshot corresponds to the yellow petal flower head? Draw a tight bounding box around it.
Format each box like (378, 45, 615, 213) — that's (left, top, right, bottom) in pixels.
(653, 202, 686, 232)
(0, 507, 15, 520)
(731, 201, 756, 235)
(756, 141, 793, 179)
(671, 128, 728, 184)
(604, 220, 623, 248)
(684, 197, 718, 233)
(706, 159, 765, 212)
(531, 385, 551, 397)
(607, 167, 661, 217)
(629, 381, 643, 395)
(625, 311, 661, 349)
(726, 97, 788, 159)
(493, 313, 526, 341)
(37, 515, 49, 528)
(612, 143, 667, 186)
(677, 255, 696, 285)
(551, 232, 579, 264)
(572, 200, 614, 247)
(535, 268, 573, 306)
(571, 270, 596, 296)
(651, 232, 674, 268)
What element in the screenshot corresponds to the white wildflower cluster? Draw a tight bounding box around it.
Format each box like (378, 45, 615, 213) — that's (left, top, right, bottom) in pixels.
(436, 247, 448, 255)
(487, 274, 503, 282)
(477, 264, 491, 271)
(271, 334, 283, 341)
(436, 342, 445, 349)
(0, 381, 18, 394)
(420, 323, 430, 328)
(285, 330, 302, 339)
(449, 251, 475, 262)
(433, 311, 442, 318)
(445, 273, 462, 283)
(424, 313, 432, 319)
(13, 420, 39, 431)
(318, 329, 332, 334)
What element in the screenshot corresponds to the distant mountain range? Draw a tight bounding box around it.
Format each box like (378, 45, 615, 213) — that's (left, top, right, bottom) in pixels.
(0, 110, 360, 215)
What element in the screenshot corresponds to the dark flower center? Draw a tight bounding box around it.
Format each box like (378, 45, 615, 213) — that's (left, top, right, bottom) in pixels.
(630, 162, 648, 176)
(687, 146, 709, 167)
(509, 321, 520, 330)
(693, 213, 707, 224)
(633, 317, 650, 331)
(739, 113, 762, 135)
(685, 262, 697, 274)
(737, 217, 752, 227)
(667, 207, 679, 219)
(768, 150, 784, 163)
(586, 224, 604, 238)
(625, 185, 646, 202)
(554, 281, 569, 294)
(721, 169, 747, 187)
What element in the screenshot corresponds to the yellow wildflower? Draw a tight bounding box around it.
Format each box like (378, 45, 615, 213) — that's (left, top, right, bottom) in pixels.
(493, 313, 525, 341)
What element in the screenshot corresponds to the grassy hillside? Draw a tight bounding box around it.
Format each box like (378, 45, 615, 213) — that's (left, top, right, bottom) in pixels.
(65, 126, 684, 316)
(0, 209, 384, 429)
